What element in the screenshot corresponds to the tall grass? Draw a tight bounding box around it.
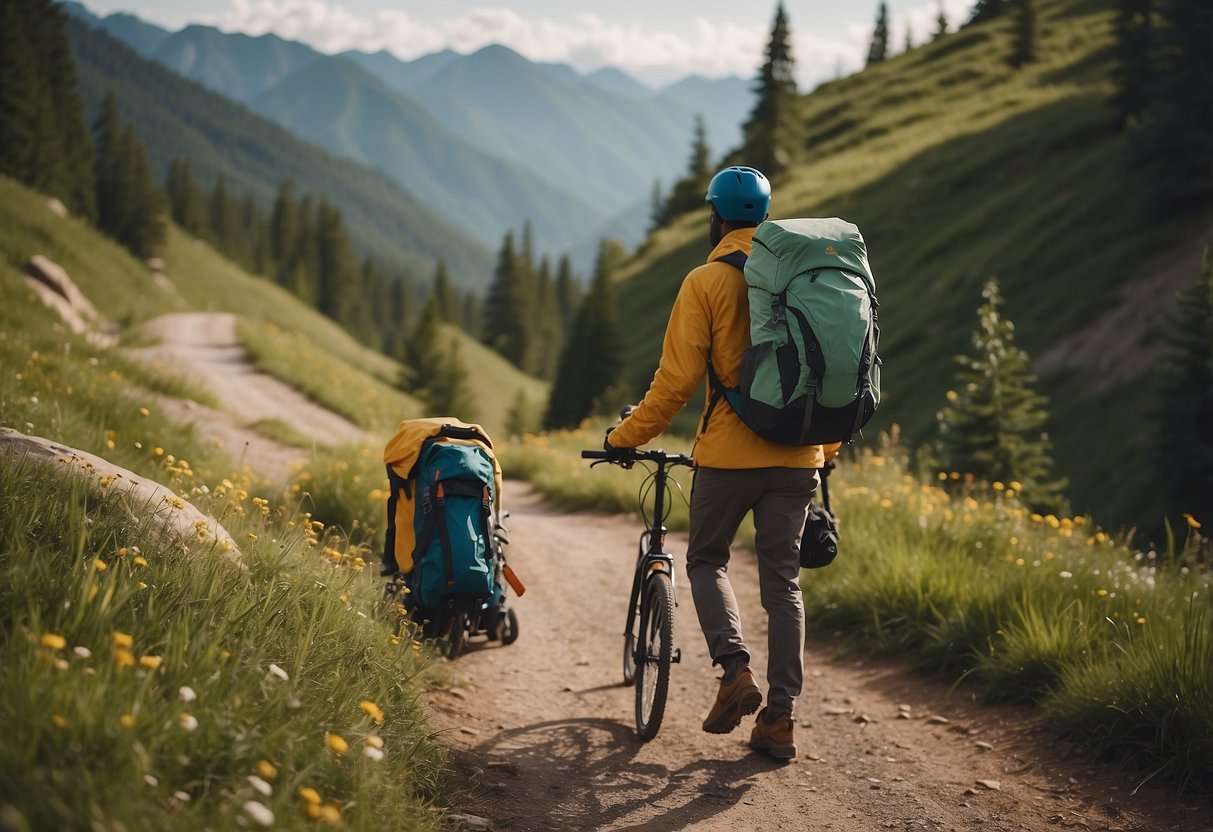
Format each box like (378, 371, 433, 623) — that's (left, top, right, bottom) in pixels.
(0, 458, 447, 830)
(503, 426, 1213, 791)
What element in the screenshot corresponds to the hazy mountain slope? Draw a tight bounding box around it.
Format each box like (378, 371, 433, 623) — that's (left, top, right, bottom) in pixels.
(407, 44, 690, 211)
(614, 0, 1213, 526)
(250, 58, 606, 256)
(66, 19, 494, 284)
(149, 25, 322, 102)
(338, 47, 460, 91)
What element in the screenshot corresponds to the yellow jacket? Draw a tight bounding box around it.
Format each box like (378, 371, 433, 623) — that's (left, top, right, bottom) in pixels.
(608, 228, 838, 468)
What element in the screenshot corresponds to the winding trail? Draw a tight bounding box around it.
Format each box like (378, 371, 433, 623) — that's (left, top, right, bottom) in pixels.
(132, 312, 367, 481)
(427, 485, 1212, 832)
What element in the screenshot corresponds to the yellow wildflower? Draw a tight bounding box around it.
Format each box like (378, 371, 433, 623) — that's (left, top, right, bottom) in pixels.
(92, 558, 107, 572)
(140, 655, 162, 670)
(41, 633, 66, 650)
(1097, 589, 1108, 597)
(138, 407, 150, 417)
(360, 700, 384, 725)
(112, 631, 133, 648)
(120, 713, 135, 728)
(298, 787, 322, 805)
(247, 534, 258, 543)
(114, 649, 135, 670)
(325, 732, 348, 755)
(257, 760, 278, 780)
(133, 556, 148, 567)
(1184, 513, 1202, 529)
(51, 714, 68, 729)
(364, 735, 384, 750)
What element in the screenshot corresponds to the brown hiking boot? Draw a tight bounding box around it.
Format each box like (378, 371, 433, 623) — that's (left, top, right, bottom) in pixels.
(749, 707, 796, 760)
(702, 666, 762, 734)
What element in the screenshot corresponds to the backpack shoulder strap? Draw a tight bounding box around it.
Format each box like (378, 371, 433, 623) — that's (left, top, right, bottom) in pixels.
(714, 250, 748, 272)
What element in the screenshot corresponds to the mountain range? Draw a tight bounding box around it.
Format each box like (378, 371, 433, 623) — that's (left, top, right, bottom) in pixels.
(65, 2, 755, 261)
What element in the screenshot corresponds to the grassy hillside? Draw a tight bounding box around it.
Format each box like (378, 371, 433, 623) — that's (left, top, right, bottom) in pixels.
(66, 18, 494, 285)
(616, 0, 1213, 529)
(0, 176, 547, 442)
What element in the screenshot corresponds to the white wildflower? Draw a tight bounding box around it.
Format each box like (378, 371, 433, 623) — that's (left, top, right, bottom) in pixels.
(179, 686, 197, 703)
(363, 745, 384, 762)
(73, 646, 92, 659)
(179, 713, 198, 731)
(268, 663, 289, 681)
(144, 774, 159, 787)
(243, 800, 274, 827)
(247, 775, 273, 797)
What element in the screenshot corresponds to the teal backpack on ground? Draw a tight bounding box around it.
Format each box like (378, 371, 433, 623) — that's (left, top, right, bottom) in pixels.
(407, 437, 498, 609)
(709, 217, 881, 445)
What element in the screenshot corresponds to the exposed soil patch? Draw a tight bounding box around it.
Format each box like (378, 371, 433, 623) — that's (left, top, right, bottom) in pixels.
(427, 484, 1213, 831)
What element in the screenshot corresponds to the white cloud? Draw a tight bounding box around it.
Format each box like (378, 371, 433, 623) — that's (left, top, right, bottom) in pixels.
(200, 0, 972, 87)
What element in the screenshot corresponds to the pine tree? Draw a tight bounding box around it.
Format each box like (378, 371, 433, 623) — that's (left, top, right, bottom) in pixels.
(426, 338, 475, 418)
(935, 278, 1067, 512)
(545, 240, 625, 429)
(935, 3, 950, 40)
(739, 2, 801, 181)
(904, 22, 915, 54)
(1141, 0, 1213, 208)
(867, 3, 891, 66)
(648, 178, 665, 235)
(166, 157, 205, 235)
(431, 260, 459, 324)
(1009, 0, 1037, 68)
(482, 230, 533, 368)
(401, 293, 472, 416)
(315, 199, 365, 331)
(92, 95, 164, 258)
(506, 388, 535, 437)
(1149, 248, 1213, 525)
(461, 290, 482, 336)
(967, 0, 1007, 26)
(0, 0, 95, 220)
(555, 255, 581, 327)
(208, 174, 240, 255)
(663, 114, 714, 221)
(1112, 0, 1152, 129)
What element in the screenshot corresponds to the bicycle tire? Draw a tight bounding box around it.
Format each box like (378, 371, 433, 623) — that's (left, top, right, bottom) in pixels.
(501, 607, 519, 645)
(445, 610, 468, 660)
(634, 571, 674, 741)
(623, 532, 650, 686)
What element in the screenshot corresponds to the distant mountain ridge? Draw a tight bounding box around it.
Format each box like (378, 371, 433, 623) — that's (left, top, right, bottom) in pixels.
(65, 1, 755, 255)
(64, 15, 495, 284)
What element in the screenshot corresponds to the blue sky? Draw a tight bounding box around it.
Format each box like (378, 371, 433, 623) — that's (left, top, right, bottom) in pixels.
(80, 0, 974, 87)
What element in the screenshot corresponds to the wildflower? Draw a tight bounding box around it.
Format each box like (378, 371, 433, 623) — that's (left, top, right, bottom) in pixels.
(98, 474, 116, 487)
(298, 787, 322, 805)
(257, 760, 278, 780)
(114, 649, 136, 670)
(73, 646, 92, 659)
(154, 447, 164, 457)
(138, 582, 148, 590)
(247, 533, 257, 543)
(243, 800, 274, 827)
(360, 700, 384, 725)
(247, 775, 273, 797)
(992, 481, 1005, 491)
(1059, 571, 1073, 579)
(946, 389, 959, 402)
(1137, 617, 1146, 625)
(1015, 558, 1025, 567)
(174, 791, 191, 802)
(268, 663, 289, 681)
(51, 714, 68, 728)
(179, 713, 198, 731)
(363, 745, 384, 762)
(325, 732, 348, 755)
(179, 686, 197, 703)
(316, 803, 341, 823)
(41, 634, 66, 650)
(133, 556, 148, 567)
(92, 558, 108, 572)
(364, 735, 384, 750)
(138, 407, 150, 417)
(1097, 589, 1108, 597)
(120, 714, 135, 728)
(164, 495, 185, 510)
(139, 655, 162, 670)
(144, 775, 159, 787)
(1184, 513, 1202, 530)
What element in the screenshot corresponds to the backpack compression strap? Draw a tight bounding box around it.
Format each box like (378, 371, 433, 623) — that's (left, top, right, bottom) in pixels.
(700, 250, 749, 437)
(381, 465, 408, 576)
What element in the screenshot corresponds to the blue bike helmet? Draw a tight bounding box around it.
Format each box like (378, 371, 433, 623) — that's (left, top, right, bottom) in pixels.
(705, 166, 771, 223)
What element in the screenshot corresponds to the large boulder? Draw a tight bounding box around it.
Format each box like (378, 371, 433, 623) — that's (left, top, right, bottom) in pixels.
(0, 428, 243, 564)
(21, 256, 113, 346)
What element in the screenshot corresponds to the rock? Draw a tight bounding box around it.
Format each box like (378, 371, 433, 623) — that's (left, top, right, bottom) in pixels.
(486, 761, 518, 777)
(23, 256, 99, 324)
(975, 779, 1001, 791)
(975, 741, 994, 751)
(824, 706, 853, 716)
(147, 257, 165, 271)
(448, 813, 491, 830)
(0, 428, 242, 563)
(854, 713, 875, 724)
(927, 715, 950, 725)
(47, 198, 68, 218)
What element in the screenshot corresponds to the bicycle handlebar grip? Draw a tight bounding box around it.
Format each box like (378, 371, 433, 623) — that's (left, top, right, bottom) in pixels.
(581, 450, 611, 459)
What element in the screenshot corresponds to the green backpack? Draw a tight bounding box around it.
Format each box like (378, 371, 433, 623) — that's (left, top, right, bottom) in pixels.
(708, 218, 881, 445)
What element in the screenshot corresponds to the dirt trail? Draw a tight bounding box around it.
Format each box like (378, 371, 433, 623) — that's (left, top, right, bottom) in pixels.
(428, 484, 1213, 832)
(132, 312, 367, 481)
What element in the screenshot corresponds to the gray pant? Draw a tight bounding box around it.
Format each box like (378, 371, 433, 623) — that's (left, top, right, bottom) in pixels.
(686, 466, 818, 715)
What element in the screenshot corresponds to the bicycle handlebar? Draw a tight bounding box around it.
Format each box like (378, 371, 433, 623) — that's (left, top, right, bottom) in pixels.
(581, 448, 694, 467)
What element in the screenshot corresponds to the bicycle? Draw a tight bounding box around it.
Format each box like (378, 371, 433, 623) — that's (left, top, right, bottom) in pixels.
(581, 444, 694, 740)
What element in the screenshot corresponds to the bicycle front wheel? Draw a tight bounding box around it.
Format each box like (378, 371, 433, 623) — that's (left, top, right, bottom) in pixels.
(634, 571, 674, 741)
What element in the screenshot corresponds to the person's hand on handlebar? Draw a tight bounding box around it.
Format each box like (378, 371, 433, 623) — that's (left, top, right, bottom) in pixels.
(604, 404, 637, 452)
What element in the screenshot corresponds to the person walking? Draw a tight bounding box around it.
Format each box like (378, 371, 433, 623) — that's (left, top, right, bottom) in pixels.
(605, 165, 838, 760)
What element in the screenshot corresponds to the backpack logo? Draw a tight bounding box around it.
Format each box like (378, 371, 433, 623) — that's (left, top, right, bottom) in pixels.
(825, 245, 838, 256)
